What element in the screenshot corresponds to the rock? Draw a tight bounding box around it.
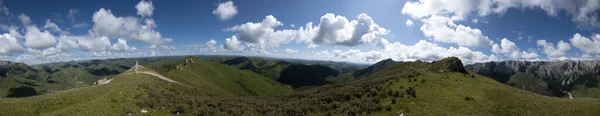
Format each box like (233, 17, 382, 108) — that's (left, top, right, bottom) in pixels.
(465, 60, 600, 97)
(140, 109, 148, 113)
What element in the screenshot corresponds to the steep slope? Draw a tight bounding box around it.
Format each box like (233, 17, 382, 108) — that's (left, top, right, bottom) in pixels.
(221, 57, 291, 80)
(353, 58, 399, 78)
(152, 56, 292, 96)
(277, 64, 339, 88)
(466, 60, 600, 97)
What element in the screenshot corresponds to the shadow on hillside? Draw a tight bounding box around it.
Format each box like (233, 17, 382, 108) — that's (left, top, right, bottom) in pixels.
(6, 86, 38, 98)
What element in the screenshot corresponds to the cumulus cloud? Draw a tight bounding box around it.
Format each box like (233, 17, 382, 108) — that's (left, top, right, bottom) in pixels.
(570, 33, 600, 54)
(491, 38, 539, 60)
(537, 39, 571, 59)
(492, 38, 518, 54)
(78, 36, 111, 52)
(405, 19, 414, 27)
(312, 13, 388, 47)
(0, 34, 25, 55)
(420, 14, 493, 48)
(111, 38, 136, 51)
(206, 39, 217, 49)
(284, 48, 299, 54)
(43, 19, 63, 33)
(224, 15, 295, 49)
(136, 0, 154, 17)
(24, 26, 57, 49)
(91, 8, 169, 45)
(213, 1, 238, 21)
(313, 40, 498, 64)
(18, 13, 32, 26)
(224, 35, 242, 51)
(56, 35, 81, 51)
(402, 0, 600, 30)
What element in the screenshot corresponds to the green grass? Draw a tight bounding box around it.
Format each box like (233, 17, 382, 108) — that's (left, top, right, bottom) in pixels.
(155, 57, 292, 96)
(571, 74, 600, 98)
(0, 70, 160, 115)
(506, 72, 545, 95)
(1, 57, 599, 115)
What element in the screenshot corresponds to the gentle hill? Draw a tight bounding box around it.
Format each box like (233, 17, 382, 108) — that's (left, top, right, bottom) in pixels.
(327, 58, 399, 83)
(151, 56, 292, 96)
(221, 57, 291, 80)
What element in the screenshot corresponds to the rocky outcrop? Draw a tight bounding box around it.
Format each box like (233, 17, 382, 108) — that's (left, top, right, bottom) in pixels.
(175, 58, 195, 70)
(465, 60, 600, 97)
(94, 77, 112, 85)
(431, 57, 468, 74)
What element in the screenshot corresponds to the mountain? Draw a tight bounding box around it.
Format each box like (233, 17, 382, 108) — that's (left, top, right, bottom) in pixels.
(151, 56, 292, 96)
(277, 64, 339, 88)
(353, 58, 399, 78)
(1, 57, 600, 115)
(465, 60, 600, 97)
(221, 57, 292, 80)
(221, 57, 342, 88)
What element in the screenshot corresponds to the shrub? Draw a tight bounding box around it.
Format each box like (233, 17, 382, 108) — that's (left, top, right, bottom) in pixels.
(406, 87, 416, 98)
(465, 96, 475, 101)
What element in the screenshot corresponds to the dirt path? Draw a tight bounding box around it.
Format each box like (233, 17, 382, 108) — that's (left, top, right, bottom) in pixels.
(128, 71, 190, 87)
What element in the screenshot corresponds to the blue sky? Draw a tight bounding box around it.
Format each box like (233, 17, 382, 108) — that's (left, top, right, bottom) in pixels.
(0, 0, 599, 64)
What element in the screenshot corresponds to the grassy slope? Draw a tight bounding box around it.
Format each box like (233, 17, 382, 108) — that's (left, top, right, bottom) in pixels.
(1, 57, 599, 115)
(366, 62, 600, 115)
(506, 72, 545, 94)
(571, 74, 600, 98)
(156, 57, 292, 96)
(0, 70, 161, 115)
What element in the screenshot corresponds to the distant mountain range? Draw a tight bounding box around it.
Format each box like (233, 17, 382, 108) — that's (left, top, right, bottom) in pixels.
(466, 60, 600, 98)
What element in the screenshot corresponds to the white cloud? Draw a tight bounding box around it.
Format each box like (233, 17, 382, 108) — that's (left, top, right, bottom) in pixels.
(136, 0, 154, 17)
(213, 1, 238, 21)
(0, 34, 25, 55)
(492, 38, 518, 54)
(420, 14, 493, 48)
(67, 9, 79, 23)
(310, 40, 498, 64)
(8, 27, 23, 38)
(401, 0, 600, 30)
(206, 39, 217, 49)
(537, 39, 571, 59)
(56, 35, 81, 51)
(492, 38, 539, 60)
(24, 26, 57, 49)
(307, 43, 318, 49)
(312, 13, 388, 47)
(284, 48, 299, 54)
(224, 15, 295, 49)
(91, 8, 169, 45)
(570, 33, 600, 54)
(111, 38, 136, 51)
(405, 19, 414, 27)
(78, 36, 111, 52)
(18, 13, 32, 26)
(43, 19, 63, 33)
(472, 18, 479, 23)
(224, 35, 242, 51)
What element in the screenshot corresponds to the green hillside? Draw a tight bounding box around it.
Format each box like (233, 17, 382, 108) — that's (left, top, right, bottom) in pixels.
(152, 56, 292, 96)
(1, 57, 599, 115)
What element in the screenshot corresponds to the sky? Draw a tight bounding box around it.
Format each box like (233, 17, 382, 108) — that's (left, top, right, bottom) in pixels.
(1, 0, 600, 65)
